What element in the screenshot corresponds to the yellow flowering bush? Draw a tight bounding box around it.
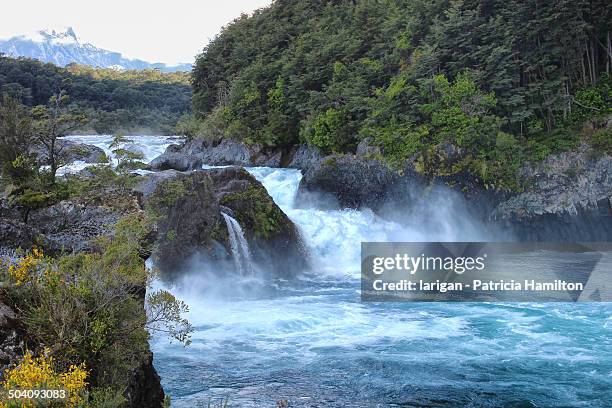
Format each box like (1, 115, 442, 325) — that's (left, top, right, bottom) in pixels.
(6, 248, 44, 286)
(0, 349, 88, 407)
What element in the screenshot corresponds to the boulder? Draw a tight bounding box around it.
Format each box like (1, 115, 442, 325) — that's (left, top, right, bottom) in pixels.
(135, 170, 229, 275)
(492, 146, 612, 240)
(297, 154, 400, 210)
(136, 168, 308, 277)
(195, 139, 251, 166)
(249, 144, 284, 167)
(207, 167, 308, 276)
(150, 152, 202, 171)
(31, 140, 108, 165)
(122, 143, 146, 157)
(288, 144, 324, 171)
(153, 137, 287, 169)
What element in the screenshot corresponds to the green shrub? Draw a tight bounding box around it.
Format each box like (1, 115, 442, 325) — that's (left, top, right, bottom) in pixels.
(591, 128, 612, 154)
(175, 114, 204, 139)
(301, 108, 348, 153)
(1, 214, 192, 398)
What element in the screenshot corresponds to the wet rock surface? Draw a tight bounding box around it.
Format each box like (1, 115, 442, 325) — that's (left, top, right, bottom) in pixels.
(135, 170, 227, 276)
(153, 137, 289, 170)
(296, 153, 429, 212)
(136, 167, 308, 277)
(492, 146, 612, 240)
(292, 143, 611, 240)
(124, 351, 166, 408)
(31, 139, 108, 165)
(208, 167, 308, 276)
(150, 150, 203, 171)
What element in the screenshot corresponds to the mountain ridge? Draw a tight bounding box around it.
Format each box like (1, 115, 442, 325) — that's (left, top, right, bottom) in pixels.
(0, 27, 191, 72)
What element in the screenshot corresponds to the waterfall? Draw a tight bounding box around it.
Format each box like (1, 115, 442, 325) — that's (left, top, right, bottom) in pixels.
(153, 165, 607, 408)
(222, 212, 253, 275)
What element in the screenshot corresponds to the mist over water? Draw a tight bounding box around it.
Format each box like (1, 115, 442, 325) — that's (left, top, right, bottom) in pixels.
(222, 212, 253, 277)
(151, 166, 612, 407)
(59, 134, 182, 174)
(61, 136, 609, 407)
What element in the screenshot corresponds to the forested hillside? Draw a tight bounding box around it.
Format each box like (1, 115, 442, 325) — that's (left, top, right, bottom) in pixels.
(0, 56, 192, 134)
(192, 0, 611, 189)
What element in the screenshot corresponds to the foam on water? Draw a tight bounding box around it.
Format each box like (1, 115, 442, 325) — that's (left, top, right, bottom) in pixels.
(150, 165, 612, 407)
(57, 134, 182, 174)
(222, 213, 253, 276)
(59, 140, 606, 407)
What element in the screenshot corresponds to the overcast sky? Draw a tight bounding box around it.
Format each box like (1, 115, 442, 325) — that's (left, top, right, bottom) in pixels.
(0, 0, 273, 65)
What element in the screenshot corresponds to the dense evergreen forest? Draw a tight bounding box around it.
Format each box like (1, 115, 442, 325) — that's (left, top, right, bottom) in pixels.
(0, 55, 192, 134)
(192, 0, 611, 189)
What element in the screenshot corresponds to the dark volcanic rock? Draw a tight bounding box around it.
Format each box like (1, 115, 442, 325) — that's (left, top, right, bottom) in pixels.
(153, 137, 287, 169)
(0, 218, 51, 254)
(288, 144, 324, 171)
(298, 154, 401, 210)
(0, 179, 143, 255)
(28, 201, 126, 253)
(492, 146, 612, 240)
(196, 139, 286, 167)
(124, 351, 165, 408)
(150, 151, 203, 171)
(31, 139, 107, 165)
(0, 182, 165, 403)
(250, 145, 283, 167)
(189, 138, 251, 166)
(295, 144, 611, 241)
(208, 167, 308, 276)
(135, 170, 227, 276)
(136, 168, 308, 277)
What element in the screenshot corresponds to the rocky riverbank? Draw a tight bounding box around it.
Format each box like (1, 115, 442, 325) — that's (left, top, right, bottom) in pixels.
(2, 131, 609, 406)
(0, 159, 310, 406)
(135, 167, 307, 277)
(157, 135, 611, 241)
(0, 176, 165, 407)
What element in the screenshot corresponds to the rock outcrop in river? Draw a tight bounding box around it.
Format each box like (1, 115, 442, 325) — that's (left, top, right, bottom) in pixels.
(136, 167, 308, 277)
(292, 143, 611, 241)
(492, 145, 612, 240)
(155, 134, 611, 241)
(209, 167, 308, 276)
(31, 139, 108, 165)
(153, 137, 288, 169)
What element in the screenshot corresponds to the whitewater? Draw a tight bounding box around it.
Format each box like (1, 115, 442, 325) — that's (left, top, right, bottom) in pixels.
(64, 136, 612, 407)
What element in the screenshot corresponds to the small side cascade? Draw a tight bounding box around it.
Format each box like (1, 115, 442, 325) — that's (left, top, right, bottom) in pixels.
(222, 212, 253, 275)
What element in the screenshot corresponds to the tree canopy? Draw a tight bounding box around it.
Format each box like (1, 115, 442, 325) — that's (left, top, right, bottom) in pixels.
(192, 0, 611, 189)
(0, 55, 192, 134)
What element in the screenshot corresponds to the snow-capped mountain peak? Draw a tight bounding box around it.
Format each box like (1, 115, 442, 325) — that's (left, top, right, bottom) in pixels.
(16, 27, 79, 44)
(45, 27, 79, 44)
(0, 27, 191, 72)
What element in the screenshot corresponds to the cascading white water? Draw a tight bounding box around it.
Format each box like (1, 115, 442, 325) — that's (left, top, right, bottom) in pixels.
(58, 137, 610, 408)
(153, 166, 610, 408)
(222, 212, 253, 276)
(58, 134, 183, 175)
